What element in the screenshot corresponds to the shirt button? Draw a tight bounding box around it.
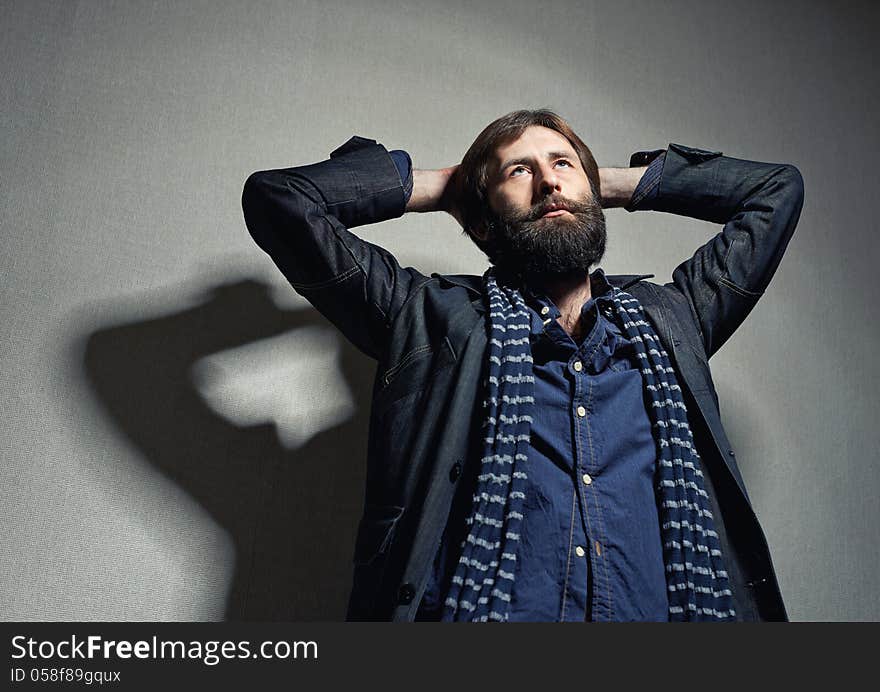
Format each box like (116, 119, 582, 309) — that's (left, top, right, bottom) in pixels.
(576, 405, 586, 417)
(573, 361, 583, 372)
(540, 306, 550, 316)
(575, 546, 586, 557)
(397, 583, 415, 605)
(449, 461, 462, 483)
(582, 473, 592, 485)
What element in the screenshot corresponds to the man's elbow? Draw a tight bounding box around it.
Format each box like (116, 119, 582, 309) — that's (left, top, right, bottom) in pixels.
(783, 164, 805, 207)
(241, 170, 298, 253)
(761, 164, 805, 239)
(779, 164, 805, 221)
(241, 170, 271, 233)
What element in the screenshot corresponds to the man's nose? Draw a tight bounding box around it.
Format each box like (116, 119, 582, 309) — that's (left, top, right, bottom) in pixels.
(536, 165, 561, 197)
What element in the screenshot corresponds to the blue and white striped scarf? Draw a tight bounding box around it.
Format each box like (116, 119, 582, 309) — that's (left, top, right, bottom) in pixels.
(442, 267, 736, 622)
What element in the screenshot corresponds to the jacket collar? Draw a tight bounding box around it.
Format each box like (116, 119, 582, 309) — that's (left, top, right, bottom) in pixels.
(431, 271, 656, 312)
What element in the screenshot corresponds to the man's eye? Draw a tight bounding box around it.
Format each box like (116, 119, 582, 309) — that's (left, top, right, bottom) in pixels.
(510, 166, 528, 177)
(555, 160, 572, 168)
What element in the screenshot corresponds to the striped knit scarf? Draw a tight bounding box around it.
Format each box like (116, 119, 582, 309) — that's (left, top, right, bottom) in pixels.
(442, 267, 736, 622)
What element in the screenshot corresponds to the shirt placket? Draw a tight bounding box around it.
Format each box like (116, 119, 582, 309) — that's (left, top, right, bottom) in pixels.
(572, 302, 615, 622)
(533, 299, 591, 622)
(561, 346, 591, 621)
(527, 285, 617, 623)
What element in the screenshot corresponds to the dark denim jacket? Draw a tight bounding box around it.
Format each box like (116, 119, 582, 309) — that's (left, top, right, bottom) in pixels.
(241, 137, 804, 621)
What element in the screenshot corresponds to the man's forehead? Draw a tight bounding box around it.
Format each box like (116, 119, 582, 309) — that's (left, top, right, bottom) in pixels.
(491, 126, 578, 167)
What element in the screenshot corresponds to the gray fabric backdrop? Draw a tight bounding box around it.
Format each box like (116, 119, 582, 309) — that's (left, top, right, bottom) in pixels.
(2, 0, 878, 621)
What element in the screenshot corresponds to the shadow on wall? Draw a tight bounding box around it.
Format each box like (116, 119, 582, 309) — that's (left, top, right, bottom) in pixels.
(82, 278, 375, 620)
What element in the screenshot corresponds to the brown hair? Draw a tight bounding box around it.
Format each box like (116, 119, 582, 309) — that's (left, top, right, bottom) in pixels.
(455, 109, 601, 258)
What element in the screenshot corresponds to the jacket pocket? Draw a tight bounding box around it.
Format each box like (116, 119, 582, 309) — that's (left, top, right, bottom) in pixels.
(381, 344, 435, 386)
(353, 504, 406, 566)
(349, 504, 406, 620)
(381, 337, 456, 388)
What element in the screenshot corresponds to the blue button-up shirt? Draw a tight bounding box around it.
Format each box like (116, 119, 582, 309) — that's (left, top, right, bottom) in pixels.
(402, 149, 671, 621)
(507, 269, 668, 621)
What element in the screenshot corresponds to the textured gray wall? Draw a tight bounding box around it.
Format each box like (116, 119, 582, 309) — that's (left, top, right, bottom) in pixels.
(2, 0, 878, 621)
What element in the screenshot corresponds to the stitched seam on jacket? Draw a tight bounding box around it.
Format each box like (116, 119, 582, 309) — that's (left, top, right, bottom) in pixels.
(657, 279, 707, 354)
(695, 273, 719, 357)
(718, 275, 763, 298)
(290, 265, 361, 291)
(380, 274, 443, 339)
(292, 177, 400, 206)
(396, 276, 438, 316)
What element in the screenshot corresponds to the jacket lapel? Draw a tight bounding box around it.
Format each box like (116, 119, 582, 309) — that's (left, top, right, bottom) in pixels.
(627, 283, 751, 503)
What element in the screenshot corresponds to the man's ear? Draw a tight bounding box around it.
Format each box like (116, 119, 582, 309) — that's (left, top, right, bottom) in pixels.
(469, 205, 498, 243)
(470, 221, 491, 243)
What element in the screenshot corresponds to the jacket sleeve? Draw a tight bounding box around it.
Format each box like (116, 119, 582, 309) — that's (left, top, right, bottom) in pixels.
(628, 142, 805, 359)
(241, 136, 428, 361)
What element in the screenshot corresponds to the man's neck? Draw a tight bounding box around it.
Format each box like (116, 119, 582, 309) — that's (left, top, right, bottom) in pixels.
(532, 270, 593, 340)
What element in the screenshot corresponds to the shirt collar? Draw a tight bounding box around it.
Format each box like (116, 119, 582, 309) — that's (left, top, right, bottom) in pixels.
(522, 267, 633, 346)
(522, 267, 615, 317)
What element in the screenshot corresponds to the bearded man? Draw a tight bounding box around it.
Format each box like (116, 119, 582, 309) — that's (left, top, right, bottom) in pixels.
(241, 109, 804, 622)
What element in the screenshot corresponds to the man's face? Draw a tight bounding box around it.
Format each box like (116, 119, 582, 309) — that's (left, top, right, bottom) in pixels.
(481, 125, 606, 281)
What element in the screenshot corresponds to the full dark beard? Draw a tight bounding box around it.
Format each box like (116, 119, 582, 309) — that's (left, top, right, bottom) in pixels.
(486, 193, 607, 282)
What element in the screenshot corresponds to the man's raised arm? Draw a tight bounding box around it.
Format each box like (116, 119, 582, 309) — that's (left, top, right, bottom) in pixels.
(623, 143, 805, 358)
(242, 137, 436, 361)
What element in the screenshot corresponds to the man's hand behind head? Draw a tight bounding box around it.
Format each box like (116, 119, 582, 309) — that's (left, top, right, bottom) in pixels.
(437, 165, 464, 227)
(406, 165, 463, 228)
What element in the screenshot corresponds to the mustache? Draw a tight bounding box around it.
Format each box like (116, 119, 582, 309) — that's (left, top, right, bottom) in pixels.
(510, 194, 598, 224)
